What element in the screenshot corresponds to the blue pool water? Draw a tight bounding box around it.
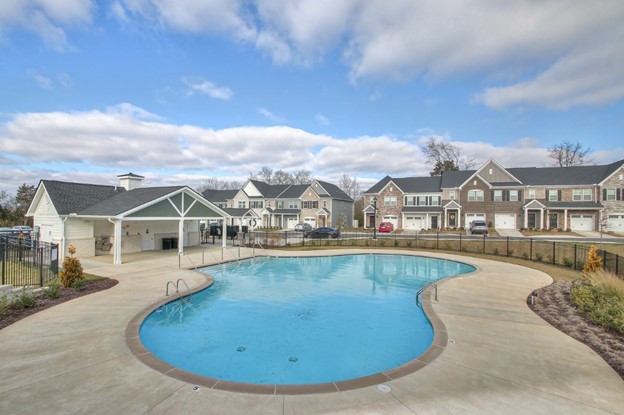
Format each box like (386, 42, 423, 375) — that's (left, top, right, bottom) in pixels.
(139, 254, 474, 385)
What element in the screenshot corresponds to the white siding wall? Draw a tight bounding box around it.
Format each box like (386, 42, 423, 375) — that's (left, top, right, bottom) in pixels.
(32, 193, 62, 244)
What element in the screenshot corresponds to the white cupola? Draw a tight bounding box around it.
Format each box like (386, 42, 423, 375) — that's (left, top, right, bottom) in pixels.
(117, 172, 144, 190)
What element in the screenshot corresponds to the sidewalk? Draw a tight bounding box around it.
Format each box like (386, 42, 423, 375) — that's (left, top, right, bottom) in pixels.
(1, 248, 622, 414)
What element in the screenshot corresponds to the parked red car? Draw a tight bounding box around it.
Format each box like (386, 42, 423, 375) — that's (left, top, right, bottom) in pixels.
(378, 222, 394, 232)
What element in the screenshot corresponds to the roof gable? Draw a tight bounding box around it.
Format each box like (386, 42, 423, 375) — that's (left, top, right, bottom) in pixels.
(476, 159, 521, 184)
(38, 180, 126, 215)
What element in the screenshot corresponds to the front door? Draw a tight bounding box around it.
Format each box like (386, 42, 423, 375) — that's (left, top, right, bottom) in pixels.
(528, 212, 537, 228)
(368, 214, 375, 228)
(448, 211, 457, 228)
(549, 213, 558, 229)
(431, 216, 439, 229)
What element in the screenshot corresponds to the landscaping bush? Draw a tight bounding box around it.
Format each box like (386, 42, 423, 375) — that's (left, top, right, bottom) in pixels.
(44, 280, 61, 299)
(14, 288, 36, 309)
(583, 245, 602, 275)
(59, 245, 84, 288)
(71, 279, 87, 291)
(571, 270, 624, 334)
(0, 294, 8, 318)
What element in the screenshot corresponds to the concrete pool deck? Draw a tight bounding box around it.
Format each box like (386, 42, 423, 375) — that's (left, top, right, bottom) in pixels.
(0, 248, 623, 415)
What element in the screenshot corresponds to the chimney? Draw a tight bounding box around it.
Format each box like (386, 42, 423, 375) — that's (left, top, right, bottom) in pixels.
(117, 173, 144, 190)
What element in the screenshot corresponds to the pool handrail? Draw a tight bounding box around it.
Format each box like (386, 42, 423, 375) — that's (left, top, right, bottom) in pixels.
(416, 282, 438, 307)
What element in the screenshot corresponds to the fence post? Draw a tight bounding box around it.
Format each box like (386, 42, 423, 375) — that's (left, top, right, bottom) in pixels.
(573, 244, 577, 270)
(459, 233, 462, 252)
(530, 238, 533, 261)
(482, 234, 486, 254)
(1, 242, 5, 285)
(436, 231, 439, 249)
(506, 237, 510, 256)
(616, 254, 619, 276)
(552, 241, 556, 264)
(39, 247, 44, 287)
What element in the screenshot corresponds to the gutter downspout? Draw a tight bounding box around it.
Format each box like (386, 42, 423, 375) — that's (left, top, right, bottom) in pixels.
(61, 216, 69, 259)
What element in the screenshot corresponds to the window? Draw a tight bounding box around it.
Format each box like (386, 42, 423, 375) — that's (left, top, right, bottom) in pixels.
(493, 190, 503, 202)
(288, 200, 299, 209)
(417, 196, 427, 206)
(431, 196, 441, 206)
(449, 191, 455, 201)
(509, 190, 519, 202)
(605, 189, 616, 201)
(528, 189, 536, 199)
(238, 201, 246, 208)
(311, 201, 318, 209)
(405, 196, 416, 206)
(250, 201, 263, 209)
(573, 189, 592, 201)
(467, 190, 484, 202)
(277, 201, 284, 209)
(384, 196, 397, 206)
(548, 190, 559, 201)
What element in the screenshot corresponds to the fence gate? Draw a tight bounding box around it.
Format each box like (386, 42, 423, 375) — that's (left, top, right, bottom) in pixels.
(1, 236, 59, 287)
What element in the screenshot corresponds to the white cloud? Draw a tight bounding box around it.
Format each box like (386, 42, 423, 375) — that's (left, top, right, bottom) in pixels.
(1, 105, 622, 193)
(0, 0, 93, 51)
(32, 73, 53, 89)
(183, 77, 233, 100)
(258, 107, 283, 123)
(314, 114, 329, 126)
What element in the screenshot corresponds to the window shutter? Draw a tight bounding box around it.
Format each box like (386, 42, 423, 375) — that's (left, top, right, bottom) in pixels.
(558, 190, 562, 201)
(518, 190, 522, 201)
(491, 191, 494, 201)
(617, 188, 622, 201)
(603, 189, 607, 201)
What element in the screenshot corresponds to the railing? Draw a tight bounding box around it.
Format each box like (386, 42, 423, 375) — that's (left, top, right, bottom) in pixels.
(416, 282, 438, 307)
(232, 230, 623, 279)
(0, 236, 59, 287)
(166, 278, 192, 301)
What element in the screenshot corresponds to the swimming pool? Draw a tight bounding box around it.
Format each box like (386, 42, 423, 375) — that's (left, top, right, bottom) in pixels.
(139, 254, 474, 387)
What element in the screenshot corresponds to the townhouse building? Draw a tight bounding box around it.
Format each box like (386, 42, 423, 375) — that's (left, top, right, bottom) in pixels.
(364, 159, 624, 232)
(203, 179, 354, 229)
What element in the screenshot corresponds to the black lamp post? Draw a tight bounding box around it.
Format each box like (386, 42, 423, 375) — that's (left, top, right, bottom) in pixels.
(372, 197, 377, 240)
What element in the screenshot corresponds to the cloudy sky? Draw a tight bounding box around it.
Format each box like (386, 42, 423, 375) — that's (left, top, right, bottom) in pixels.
(1, 0, 623, 193)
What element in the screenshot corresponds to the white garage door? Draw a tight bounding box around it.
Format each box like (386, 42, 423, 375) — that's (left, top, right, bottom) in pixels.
(382, 215, 398, 228)
(495, 213, 516, 229)
(570, 214, 594, 231)
(286, 216, 299, 229)
(304, 217, 316, 227)
(465, 213, 485, 227)
(404, 216, 425, 230)
(606, 214, 624, 232)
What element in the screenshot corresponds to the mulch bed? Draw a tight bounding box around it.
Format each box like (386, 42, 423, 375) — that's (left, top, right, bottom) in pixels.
(0, 278, 118, 331)
(528, 281, 624, 380)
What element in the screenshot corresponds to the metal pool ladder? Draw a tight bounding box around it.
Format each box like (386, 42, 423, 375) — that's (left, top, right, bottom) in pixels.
(166, 278, 192, 301)
(416, 282, 438, 307)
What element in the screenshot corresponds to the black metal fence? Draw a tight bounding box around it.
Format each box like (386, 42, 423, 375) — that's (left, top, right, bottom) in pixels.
(239, 230, 623, 278)
(0, 236, 59, 287)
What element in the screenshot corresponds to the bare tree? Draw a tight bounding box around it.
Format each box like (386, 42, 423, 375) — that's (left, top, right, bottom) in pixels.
(272, 170, 294, 185)
(338, 173, 360, 200)
(421, 137, 476, 175)
(292, 169, 313, 185)
(548, 141, 590, 167)
(197, 178, 242, 192)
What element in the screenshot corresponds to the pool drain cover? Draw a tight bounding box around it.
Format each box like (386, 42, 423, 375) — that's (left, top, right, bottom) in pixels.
(288, 357, 298, 362)
(377, 384, 391, 393)
(236, 346, 246, 352)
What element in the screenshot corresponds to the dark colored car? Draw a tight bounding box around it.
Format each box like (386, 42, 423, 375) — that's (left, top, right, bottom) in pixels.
(378, 222, 394, 232)
(303, 227, 340, 239)
(470, 220, 489, 235)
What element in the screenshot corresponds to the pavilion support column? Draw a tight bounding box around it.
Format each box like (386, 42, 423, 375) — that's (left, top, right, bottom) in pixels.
(222, 220, 227, 249)
(112, 219, 122, 265)
(178, 219, 184, 255)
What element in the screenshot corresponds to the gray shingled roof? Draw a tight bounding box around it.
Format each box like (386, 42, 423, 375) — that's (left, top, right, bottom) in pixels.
(42, 180, 126, 215)
(508, 165, 609, 186)
(392, 177, 442, 193)
(440, 170, 475, 188)
(315, 180, 353, 201)
(545, 201, 603, 209)
(249, 180, 291, 198)
(277, 184, 308, 199)
(401, 206, 443, 213)
(202, 189, 238, 203)
(364, 176, 392, 194)
(80, 186, 185, 215)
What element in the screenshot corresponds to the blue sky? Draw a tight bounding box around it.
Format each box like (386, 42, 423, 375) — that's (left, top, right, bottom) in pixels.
(1, 1, 623, 193)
